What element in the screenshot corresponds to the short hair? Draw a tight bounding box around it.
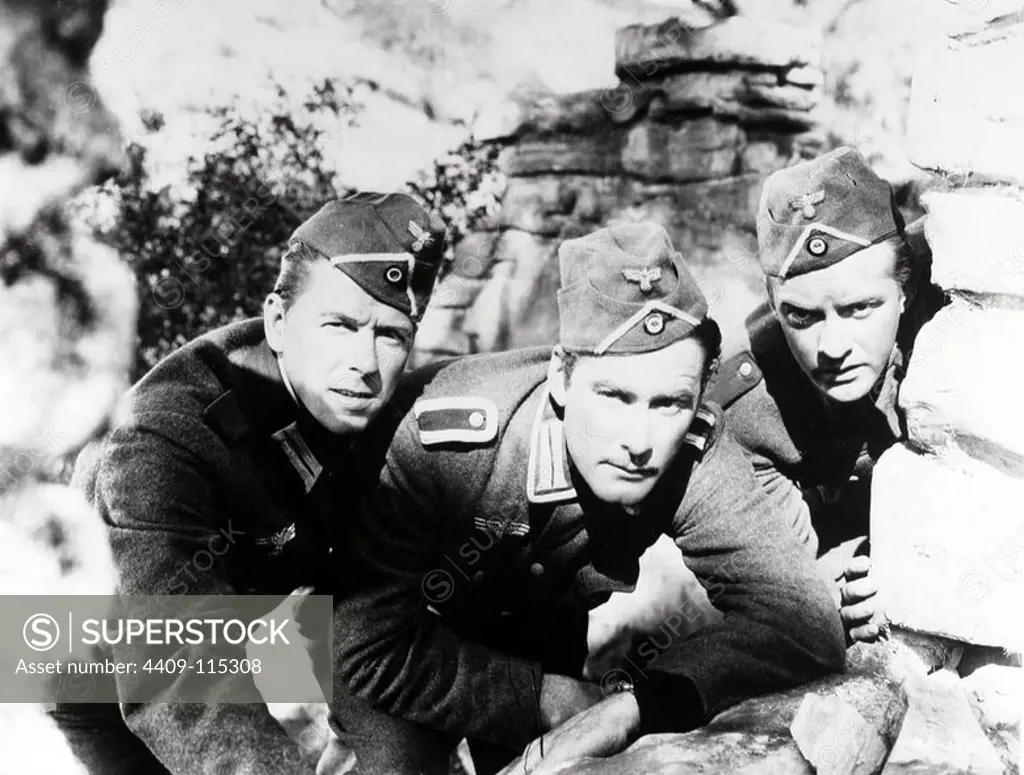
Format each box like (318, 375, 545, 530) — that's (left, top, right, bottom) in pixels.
(273, 240, 326, 310)
(892, 234, 916, 291)
(561, 317, 723, 389)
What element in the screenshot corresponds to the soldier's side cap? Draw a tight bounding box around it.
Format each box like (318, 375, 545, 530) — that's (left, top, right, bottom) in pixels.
(289, 192, 447, 322)
(757, 147, 904, 280)
(556, 222, 708, 355)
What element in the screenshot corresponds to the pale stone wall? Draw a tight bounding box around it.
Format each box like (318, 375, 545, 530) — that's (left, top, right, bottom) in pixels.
(870, 4, 1024, 772)
(413, 15, 830, 364)
(0, 1, 137, 772)
(873, 1, 1024, 658)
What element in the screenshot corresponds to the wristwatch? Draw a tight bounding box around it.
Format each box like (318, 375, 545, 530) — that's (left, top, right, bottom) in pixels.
(605, 674, 635, 696)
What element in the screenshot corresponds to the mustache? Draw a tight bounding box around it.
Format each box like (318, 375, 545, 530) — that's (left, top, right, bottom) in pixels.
(603, 460, 658, 476)
(813, 364, 861, 377)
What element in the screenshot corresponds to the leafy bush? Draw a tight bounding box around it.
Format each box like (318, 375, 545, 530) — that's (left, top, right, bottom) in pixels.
(409, 138, 505, 275)
(71, 76, 503, 380)
(73, 80, 357, 380)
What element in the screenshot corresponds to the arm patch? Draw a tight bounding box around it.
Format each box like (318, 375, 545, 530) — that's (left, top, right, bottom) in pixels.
(414, 397, 499, 446)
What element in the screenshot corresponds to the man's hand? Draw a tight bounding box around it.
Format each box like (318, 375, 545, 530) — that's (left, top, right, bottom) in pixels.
(500, 691, 641, 775)
(840, 556, 883, 644)
(249, 587, 325, 703)
(538, 674, 604, 731)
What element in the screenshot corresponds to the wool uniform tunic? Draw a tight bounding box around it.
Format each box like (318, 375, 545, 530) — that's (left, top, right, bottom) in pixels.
(707, 148, 946, 569)
(48, 190, 448, 775)
(710, 292, 939, 561)
(332, 346, 846, 751)
(51, 319, 359, 774)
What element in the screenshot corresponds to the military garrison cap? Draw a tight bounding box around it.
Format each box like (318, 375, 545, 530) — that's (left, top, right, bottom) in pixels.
(289, 192, 447, 322)
(757, 147, 904, 279)
(556, 222, 708, 355)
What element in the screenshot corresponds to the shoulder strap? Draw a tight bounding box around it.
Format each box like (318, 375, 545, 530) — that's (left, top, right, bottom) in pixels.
(706, 351, 763, 409)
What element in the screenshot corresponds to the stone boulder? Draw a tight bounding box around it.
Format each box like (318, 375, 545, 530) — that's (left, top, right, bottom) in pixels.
(962, 663, 1024, 773)
(871, 445, 1024, 652)
(646, 72, 822, 128)
(504, 642, 912, 774)
(901, 299, 1024, 474)
(616, 16, 822, 76)
(621, 118, 743, 183)
(907, 10, 1024, 186)
(920, 189, 1024, 298)
(883, 670, 1004, 774)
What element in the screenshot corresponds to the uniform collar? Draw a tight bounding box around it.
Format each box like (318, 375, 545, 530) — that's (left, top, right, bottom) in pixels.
(524, 384, 716, 505)
(526, 386, 577, 505)
(227, 332, 300, 436)
(227, 332, 346, 492)
(870, 343, 905, 435)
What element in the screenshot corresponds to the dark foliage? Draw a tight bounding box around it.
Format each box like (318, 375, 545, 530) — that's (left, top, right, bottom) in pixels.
(73, 77, 502, 381)
(76, 80, 355, 380)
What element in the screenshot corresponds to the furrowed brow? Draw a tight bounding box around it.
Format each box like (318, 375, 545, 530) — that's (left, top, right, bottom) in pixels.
(652, 388, 696, 404)
(779, 301, 816, 314)
(325, 311, 368, 327)
(593, 381, 635, 400)
(378, 323, 413, 340)
(837, 295, 884, 310)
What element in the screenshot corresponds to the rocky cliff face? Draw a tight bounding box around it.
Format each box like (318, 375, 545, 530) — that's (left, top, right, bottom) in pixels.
(413, 15, 830, 364)
(0, 1, 136, 772)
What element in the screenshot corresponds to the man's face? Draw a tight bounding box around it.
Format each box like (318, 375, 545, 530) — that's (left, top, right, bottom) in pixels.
(771, 242, 904, 403)
(555, 337, 706, 508)
(265, 259, 414, 434)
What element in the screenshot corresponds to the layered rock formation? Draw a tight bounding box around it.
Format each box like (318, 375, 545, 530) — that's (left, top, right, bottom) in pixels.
(414, 14, 829, 363)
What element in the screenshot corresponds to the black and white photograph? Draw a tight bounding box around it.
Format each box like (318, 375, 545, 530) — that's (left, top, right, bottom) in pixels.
(1, 0, 1022, 772)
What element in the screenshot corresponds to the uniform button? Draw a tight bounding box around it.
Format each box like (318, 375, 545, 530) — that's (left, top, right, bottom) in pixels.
(739, 361, 753, 378)
(468, 411, 485, 429)
(473, 570, 485, 583)
(529, 562, 545, 577)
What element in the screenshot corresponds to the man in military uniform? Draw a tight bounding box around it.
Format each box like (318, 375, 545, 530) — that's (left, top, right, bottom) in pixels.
(708, 147, 945, 643)
(49, 192, 447, 774)
(331, 222, 846, 774)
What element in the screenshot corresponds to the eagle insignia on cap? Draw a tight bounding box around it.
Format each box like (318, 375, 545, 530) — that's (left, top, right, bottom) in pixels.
(788, 189, 826, 220)
(408, 221, 433, 252)
(642, 311, 665, 335)
(622, 266, 662, 293)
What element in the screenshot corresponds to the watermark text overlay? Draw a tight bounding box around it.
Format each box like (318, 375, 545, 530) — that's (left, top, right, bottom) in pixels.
(1, 595, 331, 704)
